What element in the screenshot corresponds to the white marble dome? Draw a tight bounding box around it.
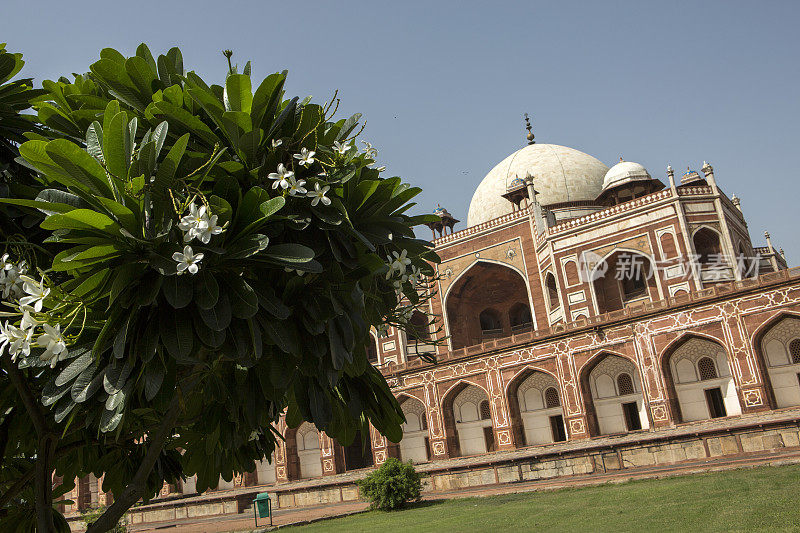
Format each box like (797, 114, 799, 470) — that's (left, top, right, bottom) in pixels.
(467, 144, 609, 227)
(601, 160, 651, 192)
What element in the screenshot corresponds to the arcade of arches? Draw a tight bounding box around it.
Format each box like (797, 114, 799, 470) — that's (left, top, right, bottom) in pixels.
(71, 310, 800, 512)
(265, 313, 800, 482)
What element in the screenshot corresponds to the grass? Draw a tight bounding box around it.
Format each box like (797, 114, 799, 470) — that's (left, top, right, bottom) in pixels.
(284, 464, 800, 532)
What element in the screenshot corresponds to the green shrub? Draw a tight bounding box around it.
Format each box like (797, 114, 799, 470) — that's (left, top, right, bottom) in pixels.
(358, 458, 423, 510)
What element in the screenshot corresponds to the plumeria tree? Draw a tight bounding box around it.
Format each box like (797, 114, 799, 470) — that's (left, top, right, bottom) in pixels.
(0, 44, 441, 532)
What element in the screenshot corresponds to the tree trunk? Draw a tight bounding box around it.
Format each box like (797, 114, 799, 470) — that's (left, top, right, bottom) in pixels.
(34, 434, 57, 533)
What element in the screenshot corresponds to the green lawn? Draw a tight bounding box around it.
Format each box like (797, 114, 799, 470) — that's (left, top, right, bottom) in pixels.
(285, 464, 800, 532)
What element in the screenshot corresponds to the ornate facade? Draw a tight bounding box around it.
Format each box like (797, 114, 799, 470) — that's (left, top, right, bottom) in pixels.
(66, 135, 800, 524)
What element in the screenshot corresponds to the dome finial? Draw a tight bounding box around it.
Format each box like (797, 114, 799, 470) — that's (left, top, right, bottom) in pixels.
(524, 113, 535, 145)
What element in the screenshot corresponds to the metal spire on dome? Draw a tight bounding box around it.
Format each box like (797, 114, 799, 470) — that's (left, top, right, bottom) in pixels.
(524, 113, 535, 145)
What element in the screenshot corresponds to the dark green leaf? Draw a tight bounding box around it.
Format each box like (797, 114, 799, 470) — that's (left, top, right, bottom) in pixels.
(162, 274, 193, 308)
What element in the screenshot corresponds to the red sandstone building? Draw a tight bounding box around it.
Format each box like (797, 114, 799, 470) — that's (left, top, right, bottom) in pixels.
(66, 134, 800, 526)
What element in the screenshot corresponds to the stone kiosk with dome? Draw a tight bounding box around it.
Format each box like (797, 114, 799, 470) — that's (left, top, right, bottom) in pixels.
(85, 126, 800, 528)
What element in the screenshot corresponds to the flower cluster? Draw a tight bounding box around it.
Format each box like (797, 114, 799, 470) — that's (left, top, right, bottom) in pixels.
(268, 155, 331, 206)
(0, 261, 67, 368)
(178, 203, 225, 244)
(386, 249, 426, 295)
(172, 203, 227, 275)
(362, 141, 386, 172)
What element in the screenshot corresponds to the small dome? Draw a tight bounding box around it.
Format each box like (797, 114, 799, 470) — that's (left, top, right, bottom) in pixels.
(467, 144, 609, 227)
(507, 177, 525, 190)
(681, 168, 702, 184)
(601, 160, 651, 192)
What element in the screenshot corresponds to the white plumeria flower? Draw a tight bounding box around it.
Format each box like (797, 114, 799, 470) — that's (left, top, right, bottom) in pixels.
(362, 141, 378, 158)
(397, 306, 414, 322)
(332, 141, 351, 155)
(268, 163, 295, 190)
(287, 178, 307, 197)
(376, 166, 386, 172)
(293, 147, 316, 167)
(271, 138, 283, 149)
(37, 323, 68, 368)
(306, 183, 331, 207)
(0, 257, 26, 299)
(1, 322, 33, 362)
(172, 245, 204, 275)
(386, 250, 411, 279)
(0, 321, 11, 356)
(19, 309, 37, 332)
(178, 203, 210, 242)
(392, 278, 404, 292)
(194, 214, 225, 244)
(6, 272, 24, 299)
(409, 265, 423, 286)
(19, 276, 49, 313)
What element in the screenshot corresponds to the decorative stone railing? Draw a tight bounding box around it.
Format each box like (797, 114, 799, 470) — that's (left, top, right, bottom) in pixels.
(547, 190, 674, 236)
(379, 266, 800, 377)
(676, 185, 713, 196)
(431, 207, 531, 246)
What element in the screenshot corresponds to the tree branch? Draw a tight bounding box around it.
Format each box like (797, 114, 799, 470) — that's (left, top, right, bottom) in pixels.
(86, 371, 202, 533)
(2, 359, 49, 437)
(0, 464, 34, 508)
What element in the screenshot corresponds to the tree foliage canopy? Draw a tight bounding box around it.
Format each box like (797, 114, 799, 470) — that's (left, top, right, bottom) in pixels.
(0, 44, 439, 531)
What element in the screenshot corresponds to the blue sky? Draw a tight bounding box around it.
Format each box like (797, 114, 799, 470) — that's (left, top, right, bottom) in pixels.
(3, 1, 799, 260)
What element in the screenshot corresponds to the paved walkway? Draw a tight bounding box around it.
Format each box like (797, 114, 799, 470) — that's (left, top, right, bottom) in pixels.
(127, 500, 370, 533)
(127, 448, 800, 532)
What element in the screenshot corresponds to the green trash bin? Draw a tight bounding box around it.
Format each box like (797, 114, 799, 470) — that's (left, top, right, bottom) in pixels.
(253, 492, 273, 527)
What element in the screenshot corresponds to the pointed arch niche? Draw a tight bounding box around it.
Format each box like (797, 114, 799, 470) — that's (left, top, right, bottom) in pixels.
(758, 315, 800, 408)
(507, 369, 567, 446)
(580, 353, 649, 435)
(663, 336, 741, 422)
(398, 395, 430, 463)
(441, 382, 495, 457)
(591, 250, 659, 313)
(445, 261, 532, 350)
(293, 423, 322, 479)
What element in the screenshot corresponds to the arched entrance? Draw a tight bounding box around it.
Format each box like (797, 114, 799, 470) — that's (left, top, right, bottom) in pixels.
(759, 316, 800, 408)
(446, 384, 494, 456)
(509, 370, 567, 446)
(295, 422, 322, 479)
(664, 337, 741, 422)
(442, 382, 495, 457)
(445, 261, 532, 350)
(591, 251, 658, 313)
(398, 396, 430, 463)
(582, 354, 649, 435)
(342, 429, 374, 471)
(693, 227, 722, 265)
